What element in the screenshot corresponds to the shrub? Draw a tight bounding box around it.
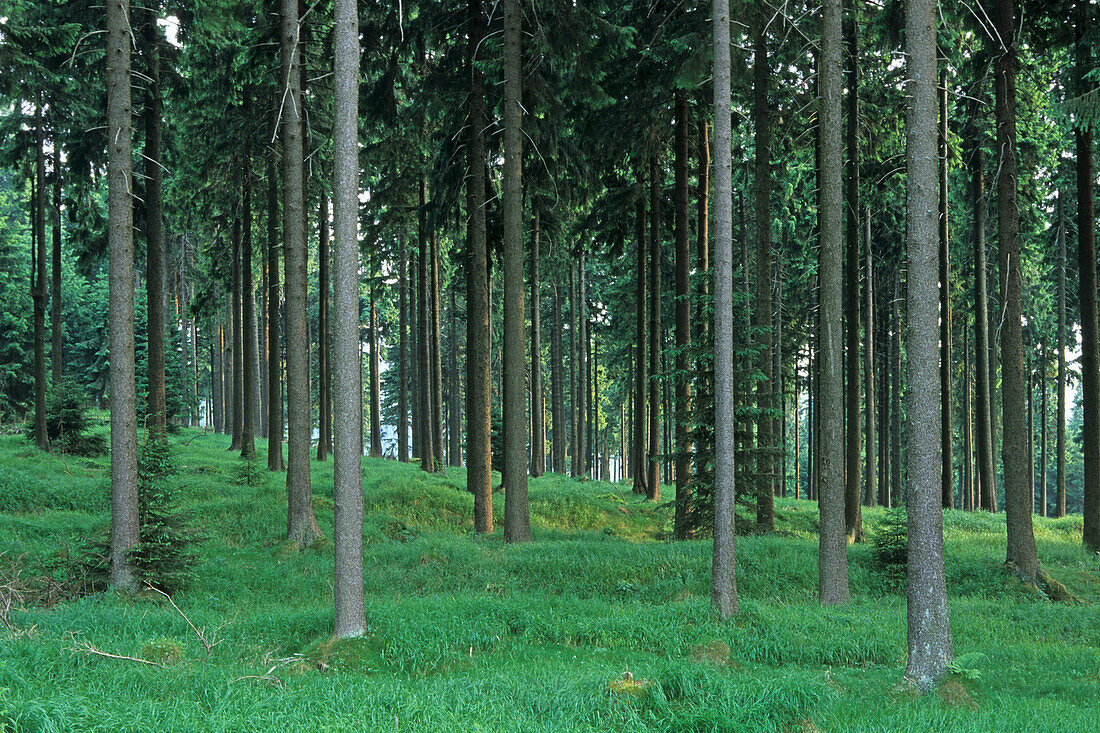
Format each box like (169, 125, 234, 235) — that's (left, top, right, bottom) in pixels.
(24, 381, 106, 457)
(870, 505, 907, 589)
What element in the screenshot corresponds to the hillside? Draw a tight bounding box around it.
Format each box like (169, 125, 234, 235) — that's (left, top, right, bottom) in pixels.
(1, 429, 1098, 732)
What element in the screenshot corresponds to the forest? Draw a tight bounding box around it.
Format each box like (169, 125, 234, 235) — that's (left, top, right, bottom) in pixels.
(0, 0, 1098, 729)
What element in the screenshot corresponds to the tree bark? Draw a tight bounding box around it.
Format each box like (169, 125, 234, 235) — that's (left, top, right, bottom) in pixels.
(819, 0, 851, 604)
(673, 93, 692, 537)
(431, 230, 444, 470)
(369, 291, 383, 458)
(633, 185, 648, 495)
(530, 207, 545, 476)
(417, 179, 432, 470)
(466, 0, 492, 532)
(144, 10, 166, 432)
(1077, 126, 1099, 550)
(939, 71, 954, 509)
(648, 157, 662, 501)
(551, 283, 565, 473)
(994, 0, 1039, 580)
(266, 157, 285, 471)
(332, 0, 365, 636)
(51, 149, 62, 385)
(843, 0, 862, 541)
(864, 208, 877, 506)
(1040, 337, 1047, 516)
(281, 0, 322, 547)
(447, 285, 461, 466)
(107, 0, 139, 590)
(972, 142, 997, 511)
(213, 319, 225, 433)
(398, 233, 409, 462)
(32, 109, 48, 452)
(711, 0, 739, 619)
(904, 0, 954, 686)
(317, 193, 331, 461)
(1056, 196, 1067, 517)
(230, 217, 243, 451)
(502, 0, 531, 542)
(241, 167, 257, 459)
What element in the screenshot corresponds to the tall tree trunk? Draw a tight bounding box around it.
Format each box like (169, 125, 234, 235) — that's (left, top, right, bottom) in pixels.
(267, 157, 285, 471)
(819, 0, 851, 604)
(1077, 124, 1099, 551)
(843, 0, 862, 540)
(972, 142, 996, 511)
(864, 208, 877, 506)
(1056, 197, 1067, 517)
(502, 0, 531, 542)
(369, 290, 383, 458)
(417, 179, 432, 470)
(753, 20, 776, 533)
(230, 217, 244, 451)
(241, 168, 257, 459)
(890, 274, 902, 507)
(51, 149, 62, 384)
(431, 230, 444, 469)
(1040, 337, 1048, 516)
(570, 265, 579, 477)
(32, 109, 48, 452)
(317, 194, 331, 461)
(466, 0, 492, 532)
(398, 233, 409, 462)
(580, 257, 589, 476)
(530, 207, 545, 476)
(673, 93, 693, 536)
(939, 71, 954, 509)
(107, 0, 139, 590)
(332, 0, 365, 636)
(213, 319, 225, 433)
(633, 186, 648, 495)
(551, 284, 565, 473)
(994, 0, 1039, 580)
(904, 0, 954, 685)
(447, 285, 461, 466)
(144, 10, 166, 432)
(648, 157, 662, 501)
(711, 0, 739, 619)
(963, 328, 974, 509)
(281, 0, 322, 547)
(258, 243, 268, 439)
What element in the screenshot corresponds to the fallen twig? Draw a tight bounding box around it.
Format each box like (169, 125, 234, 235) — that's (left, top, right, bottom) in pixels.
(145, 583, 224, 656)
(72, 636, 166, 668)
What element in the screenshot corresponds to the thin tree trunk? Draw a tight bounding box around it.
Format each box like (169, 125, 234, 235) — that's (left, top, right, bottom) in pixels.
(864, 208, 877, 506)
(819, 0, 851, 604)
(648, 157, 662, 502)
(466, 0, 492, 532)
(963, 328, 974, 510)
(1056, 196, 1067, 517)
(530, 207, 545, 476)
(267, 157, 285, 471)
(891, 275, 902, 507)
(502, 0, 531, 542)
(369, 289, 382, 458)
(107, 0, 139, 590)
(1040, 337, 1047, 516)
(281, 0, 322, 547)
(241, 167, 257, 459)
(972, 142, 996, 511)
(144, 10, 166, 432)
(843, 0, 862, 539)
(1077, 124, 1099, 551)
(214, 319, 225, 433)
(904, 0, 954, 685)
(417, 179, 432, 470)
(51, 148, 62, 384)
(230, 216, 244, 451)
(317, 193, 331, 461)
(447, 284, 461, 466)
(398, 233, 409, 462)
(570, 265, 579, 477)
(939, 71, 954, 509)
(431, 230, 444, 469)
(711, 0, 739, 619)
(673, 93, 692, 535)
(32, 110, 48, 452)
(633, 186, 648, 495)
(551, 284, 565, 473)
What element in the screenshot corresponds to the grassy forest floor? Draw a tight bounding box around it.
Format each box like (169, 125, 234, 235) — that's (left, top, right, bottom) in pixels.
(1, 427, 1098, 732)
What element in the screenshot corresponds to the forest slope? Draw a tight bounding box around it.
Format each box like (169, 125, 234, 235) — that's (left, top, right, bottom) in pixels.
(1, 429, 1097, 732)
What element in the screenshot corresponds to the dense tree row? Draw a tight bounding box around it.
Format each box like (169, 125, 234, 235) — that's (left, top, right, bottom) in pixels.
(1, 0, 1097, 687)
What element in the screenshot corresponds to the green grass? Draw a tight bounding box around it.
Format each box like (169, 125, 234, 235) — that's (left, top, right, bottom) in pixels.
(1, 429, 1098, 731)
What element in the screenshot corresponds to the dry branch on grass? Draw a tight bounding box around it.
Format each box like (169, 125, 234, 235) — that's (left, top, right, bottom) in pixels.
(145, 583, 226, 656)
